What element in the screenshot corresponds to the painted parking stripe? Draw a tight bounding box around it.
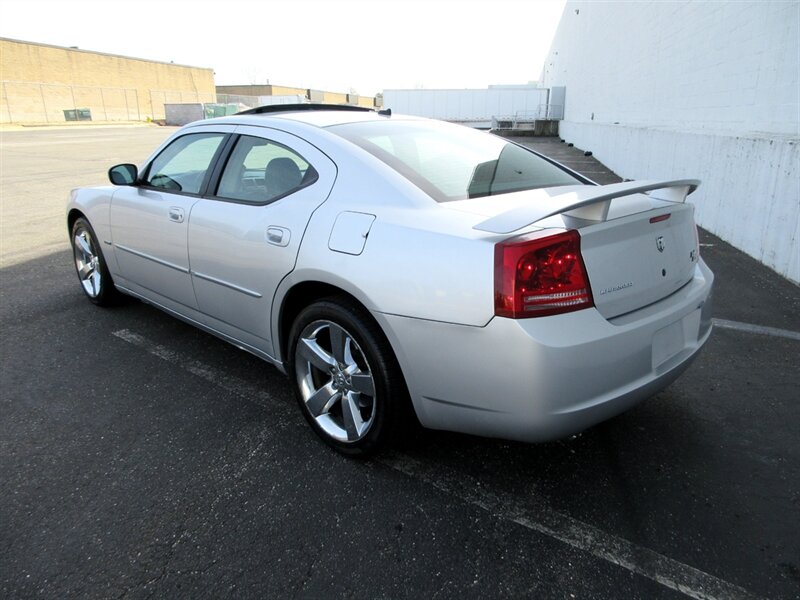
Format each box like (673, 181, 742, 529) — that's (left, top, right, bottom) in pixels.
(111, 329, 279, 409)
(379, 452, 761, 600)
(712, 318, 800, 341)
(112, 328, 762, 600)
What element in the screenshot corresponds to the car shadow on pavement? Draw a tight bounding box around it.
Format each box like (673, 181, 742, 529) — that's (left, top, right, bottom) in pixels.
(3, 245, 798, 599)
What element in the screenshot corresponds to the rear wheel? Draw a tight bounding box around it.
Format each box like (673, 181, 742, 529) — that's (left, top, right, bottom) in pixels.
(288, 297, 408, 456)
(71, 217, 119, 306)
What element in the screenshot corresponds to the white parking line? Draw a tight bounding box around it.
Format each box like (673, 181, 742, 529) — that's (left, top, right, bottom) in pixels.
(712, 318, 800, 341)
(112, 328, 763, 600)
(379, 453, 761, 600)
(111, 329, 279, 409)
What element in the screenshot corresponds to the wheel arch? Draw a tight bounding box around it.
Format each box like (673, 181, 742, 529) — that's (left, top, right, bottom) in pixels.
(276, 277, 421, 442)
(275, 278, 416, 411)
(277, 280, 372, 366)
(68, 211, 121, 306)
(67, 208, 87, 234)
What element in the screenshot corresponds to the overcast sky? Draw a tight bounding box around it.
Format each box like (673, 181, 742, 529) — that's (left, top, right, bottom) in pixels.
(0, 0, 567, 95)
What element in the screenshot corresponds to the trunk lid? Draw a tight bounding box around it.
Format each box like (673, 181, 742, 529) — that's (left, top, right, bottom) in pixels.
(579, 202, 699, 319)
(453, 180, 701, 320)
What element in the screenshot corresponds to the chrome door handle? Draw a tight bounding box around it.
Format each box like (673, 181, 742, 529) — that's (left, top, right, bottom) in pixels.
(168, 207, 185, 223)
(266, 226, 290, 247)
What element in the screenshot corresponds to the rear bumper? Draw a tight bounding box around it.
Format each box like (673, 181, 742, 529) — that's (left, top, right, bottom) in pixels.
(376, 259, 714, 443)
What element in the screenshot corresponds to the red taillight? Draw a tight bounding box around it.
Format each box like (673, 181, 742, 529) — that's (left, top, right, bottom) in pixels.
(494, 229, 594, 318)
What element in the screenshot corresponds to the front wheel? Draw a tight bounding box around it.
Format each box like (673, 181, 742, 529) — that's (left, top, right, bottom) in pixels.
(288, 298, 409, 456)
(71, 217, 119, 306)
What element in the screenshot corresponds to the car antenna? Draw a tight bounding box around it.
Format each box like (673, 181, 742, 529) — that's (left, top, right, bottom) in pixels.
(378, 108, 391, 117)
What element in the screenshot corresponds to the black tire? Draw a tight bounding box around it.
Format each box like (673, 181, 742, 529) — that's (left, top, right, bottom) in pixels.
(288, 296, 409, 456)
(70, 217, 119, 306)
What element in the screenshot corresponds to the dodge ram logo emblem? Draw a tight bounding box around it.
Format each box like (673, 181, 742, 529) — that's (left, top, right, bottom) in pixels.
(656, 236, 665, 253)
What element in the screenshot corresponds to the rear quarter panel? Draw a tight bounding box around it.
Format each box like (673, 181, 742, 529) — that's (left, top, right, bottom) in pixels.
(291, 188, 498, 327)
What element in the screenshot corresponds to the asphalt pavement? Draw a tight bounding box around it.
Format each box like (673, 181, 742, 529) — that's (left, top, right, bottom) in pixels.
(1, 126, 798, 599)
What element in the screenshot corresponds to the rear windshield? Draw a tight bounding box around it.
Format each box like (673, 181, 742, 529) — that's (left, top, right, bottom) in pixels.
(328, 120, 583, 202)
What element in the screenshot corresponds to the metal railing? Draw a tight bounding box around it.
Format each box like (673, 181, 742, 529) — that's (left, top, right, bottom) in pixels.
(491, 104, 564, 130)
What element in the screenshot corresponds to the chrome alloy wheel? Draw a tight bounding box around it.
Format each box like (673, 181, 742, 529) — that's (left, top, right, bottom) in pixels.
(73, 227, 102, 298)
(295, 320, 377, 443)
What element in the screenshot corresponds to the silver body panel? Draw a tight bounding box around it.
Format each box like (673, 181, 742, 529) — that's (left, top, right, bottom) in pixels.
(185, 125, 337, 353)
(67, 111, 714, 442)
(375, 261, 712, 441)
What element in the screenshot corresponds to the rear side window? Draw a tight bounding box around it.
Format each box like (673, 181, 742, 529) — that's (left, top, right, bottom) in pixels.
(145, 133, 226, 194)
(328, 120, 582, 202)
(216, 135, 318, 203)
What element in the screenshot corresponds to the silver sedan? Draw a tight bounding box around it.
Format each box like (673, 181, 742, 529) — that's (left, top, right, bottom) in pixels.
(67, 105, 714, 455)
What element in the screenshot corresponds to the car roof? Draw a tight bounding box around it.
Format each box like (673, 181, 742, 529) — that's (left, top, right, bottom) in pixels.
(202, 104, 426, 129)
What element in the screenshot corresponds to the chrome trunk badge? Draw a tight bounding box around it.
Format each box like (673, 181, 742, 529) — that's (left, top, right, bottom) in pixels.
(656, 236, 666, 253)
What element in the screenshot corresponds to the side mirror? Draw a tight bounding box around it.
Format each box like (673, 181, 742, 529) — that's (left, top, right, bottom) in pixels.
(108, 164, 138, 186)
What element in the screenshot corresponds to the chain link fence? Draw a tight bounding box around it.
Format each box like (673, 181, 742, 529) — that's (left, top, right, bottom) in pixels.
(1, 83, 380, 124)
(2, 81, 141, 123)
(1, 82, 234, 124)
(1, 83, 377, 124)
(215, 94, 261, 109)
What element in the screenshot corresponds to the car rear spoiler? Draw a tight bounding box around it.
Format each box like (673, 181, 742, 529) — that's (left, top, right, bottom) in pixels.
(473, 179, 700, 234)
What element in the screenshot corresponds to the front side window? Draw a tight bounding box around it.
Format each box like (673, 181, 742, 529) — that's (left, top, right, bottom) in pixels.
(216, 135, 318, 203)
(328, 120, 583, 202)
(145, 133, 226, 194)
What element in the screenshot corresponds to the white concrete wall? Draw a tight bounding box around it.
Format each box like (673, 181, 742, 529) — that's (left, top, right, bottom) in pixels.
(383, 87, 549, 124)
(542, 1, 800, 283)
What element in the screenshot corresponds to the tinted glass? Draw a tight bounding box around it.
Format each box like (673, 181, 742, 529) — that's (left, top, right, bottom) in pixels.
(329, 120, 582, 202)
(216, 135, 318, 203)
(146, 133, 225, 194)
